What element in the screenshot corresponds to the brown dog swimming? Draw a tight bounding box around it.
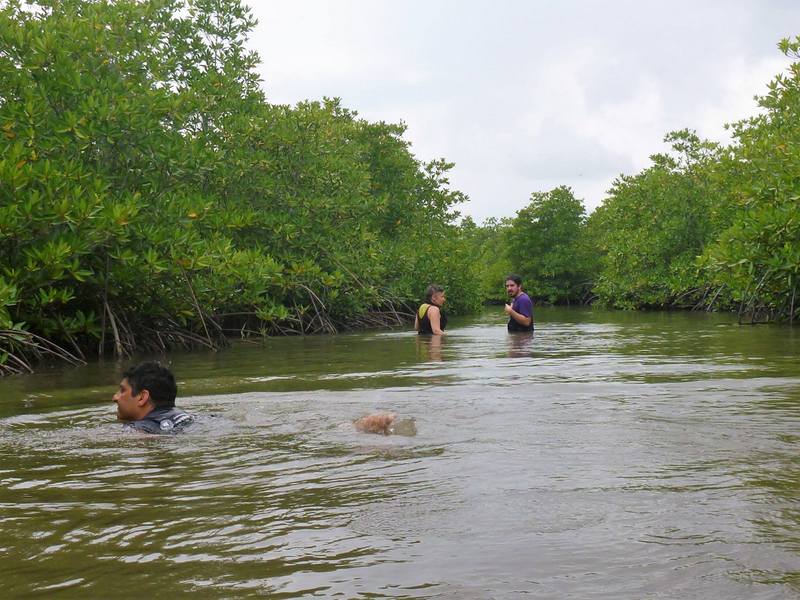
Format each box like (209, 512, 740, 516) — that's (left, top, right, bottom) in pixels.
(354, 413, 396, 434)
(354, 413, 416, 436)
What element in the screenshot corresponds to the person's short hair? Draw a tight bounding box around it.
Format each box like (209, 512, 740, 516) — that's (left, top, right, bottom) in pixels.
(425, 284, 445, 303)
(122, 361, 177, 408)
(505, 274, 523, 285)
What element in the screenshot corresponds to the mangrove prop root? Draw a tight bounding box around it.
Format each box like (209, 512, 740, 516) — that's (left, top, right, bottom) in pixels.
(0, 329, 86, 374)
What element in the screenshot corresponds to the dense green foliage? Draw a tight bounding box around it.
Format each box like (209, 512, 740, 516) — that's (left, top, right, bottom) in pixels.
(466, 37, 800, 324)
(505, 186, 591, 304)
(701, 38, 800, 322)
(588, 38, 800, 320)
(0, 0, 479, 372)
(461, 187, 593, 305)
(460, 216, 513, 301)
(2, 0, 799, 373)
(588, 131, 725, 309)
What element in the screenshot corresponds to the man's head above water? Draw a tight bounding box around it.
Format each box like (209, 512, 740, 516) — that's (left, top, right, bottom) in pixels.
(505, 274, 524, 299)
(113, 361, 177, 422)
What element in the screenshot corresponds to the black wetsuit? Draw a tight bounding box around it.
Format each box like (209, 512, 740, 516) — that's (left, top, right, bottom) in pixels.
(417, 303, 447, 334)
(125, 406, 194, 434)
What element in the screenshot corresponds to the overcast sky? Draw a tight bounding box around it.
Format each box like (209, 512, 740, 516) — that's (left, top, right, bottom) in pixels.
(244, 1, 798, 222)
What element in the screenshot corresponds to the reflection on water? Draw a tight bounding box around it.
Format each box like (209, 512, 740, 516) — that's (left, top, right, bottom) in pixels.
(416, 334, 443, 362)
(507, 331, 534, 358)
(1, 307, 800, 598)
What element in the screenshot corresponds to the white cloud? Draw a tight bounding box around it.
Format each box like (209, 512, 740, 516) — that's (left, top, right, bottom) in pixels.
(244, 1, 800, 221)
(696, 55, 788, 142)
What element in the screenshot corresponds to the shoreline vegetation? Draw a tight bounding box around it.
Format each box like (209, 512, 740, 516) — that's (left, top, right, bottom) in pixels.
(1, 1, 799, 374)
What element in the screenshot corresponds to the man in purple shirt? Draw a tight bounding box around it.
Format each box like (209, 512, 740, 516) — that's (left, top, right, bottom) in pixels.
(504, 274, 534, 332)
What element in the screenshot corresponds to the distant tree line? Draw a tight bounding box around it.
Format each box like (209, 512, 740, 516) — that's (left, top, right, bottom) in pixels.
(464, 37, 800, 325)
(0, 0, 481, 373)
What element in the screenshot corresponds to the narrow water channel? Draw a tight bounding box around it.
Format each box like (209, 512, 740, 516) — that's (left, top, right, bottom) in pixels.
(1, 307, 799, 598)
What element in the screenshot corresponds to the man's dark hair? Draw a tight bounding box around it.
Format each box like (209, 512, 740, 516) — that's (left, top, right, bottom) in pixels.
(505, 274, 523, 285)
(122, 361, 177, 408)
(425, 284, 445, 303)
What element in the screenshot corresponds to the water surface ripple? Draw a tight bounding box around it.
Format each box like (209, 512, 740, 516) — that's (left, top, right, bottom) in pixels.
(1, 307, 799, 598)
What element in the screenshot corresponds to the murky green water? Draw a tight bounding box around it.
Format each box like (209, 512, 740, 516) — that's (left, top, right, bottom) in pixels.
(2, 307, 800, 598)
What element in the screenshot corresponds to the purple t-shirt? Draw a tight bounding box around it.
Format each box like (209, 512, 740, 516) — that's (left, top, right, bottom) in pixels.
(512, 292, 533, 318)
(508, 292, 534, 332)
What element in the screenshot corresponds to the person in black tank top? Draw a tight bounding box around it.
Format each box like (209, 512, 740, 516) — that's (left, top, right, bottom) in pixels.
(414, 284, 447, 335)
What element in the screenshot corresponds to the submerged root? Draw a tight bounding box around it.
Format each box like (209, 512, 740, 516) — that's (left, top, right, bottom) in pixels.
(2, 302, 413, 375)
(0, 329, 85, 375)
